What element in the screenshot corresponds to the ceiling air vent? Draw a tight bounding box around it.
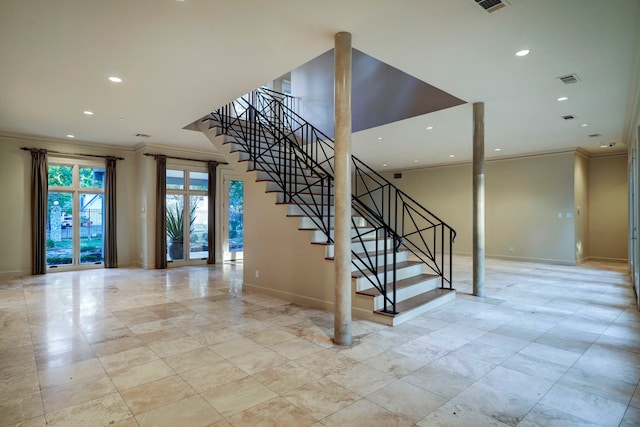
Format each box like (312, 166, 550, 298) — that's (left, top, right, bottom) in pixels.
(558, 74, 581, 85)
(135, 133, 151, 138)
(474, 0, 508, 13)
(589, 133, 602, 138)
(562, 115, 576, 120)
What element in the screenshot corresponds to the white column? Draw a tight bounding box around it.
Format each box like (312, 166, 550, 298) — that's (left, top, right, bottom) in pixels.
(334, 31, 353, 345)
(473, 102, 486, 297)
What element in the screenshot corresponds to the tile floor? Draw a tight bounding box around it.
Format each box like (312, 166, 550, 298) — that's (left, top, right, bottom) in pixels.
(1, 257, 639, 426)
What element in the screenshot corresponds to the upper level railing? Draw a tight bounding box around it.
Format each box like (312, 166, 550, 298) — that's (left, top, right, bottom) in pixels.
(208, 88, 456, 314)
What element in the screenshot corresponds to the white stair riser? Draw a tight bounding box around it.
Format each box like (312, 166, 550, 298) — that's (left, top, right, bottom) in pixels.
(325, 238, 394, 258)
(248, 161, 313, 176)
(353, 264, 424, 291)
(275, 192, 333, 205)
(311, 228, 376, 243)
(388, 292, 456, 326)
(288, 204, 335, 217)
(265, 181, 327, 195)
(351, 251, 409, 272)
(298, 216, 367, 229)
(371, 278, 440, 310)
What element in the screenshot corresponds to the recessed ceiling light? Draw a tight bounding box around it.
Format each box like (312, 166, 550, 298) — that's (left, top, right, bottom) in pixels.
(557, 96, 569, 102)
(83, 110, 94, 116)
(377, 137, 383, 141)
(382, 163, 388, 167)
(494, 148, 502, 152)
(580, 123, 589, 127)
(449, 154, 455, 158)
(600, 145, 609, 148)
(108, 76, 123, 83)
(66, 134, 75, 138)
(426, 126, 433, 130)
(117, 117, 126, 121)
(515, 49, 530, 57)
(413, 159, 418, 163)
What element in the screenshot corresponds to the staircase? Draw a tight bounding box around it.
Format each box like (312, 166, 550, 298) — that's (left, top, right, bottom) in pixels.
(204, 88, 456, 326)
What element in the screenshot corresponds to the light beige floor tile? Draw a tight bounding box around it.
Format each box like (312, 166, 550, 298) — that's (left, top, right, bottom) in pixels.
(201, 376, 277, 417)
(367, 379, 447, 423)
(321, 399, 414, 427)
(179, 360, 248, 392)
(428, 352, 495, 380)
(558, 367, 636, 405)
(244, 328, 297, 346)
(135, 394, 222, 427)
(450, 382, 538, 426)
(362, 350, 427, 378)
(147, 335, 204, 358)
(478, 366, 554, 401)
(539, 383, 628, 426)
(38, 358, 105, 388)
(0, 369, 39, 398)
(472, 331, 529, 351)
(417, 401, 512, 427)
(91, 335, 145, 357)
(518, 403, 606, 427)
(229, 347, 288, 375)
(402, 363, 475, 399)
(108, 358, 175, 391)
(266, 336, 324, 360)
(518, 342, 582, 367)
(252, 361, 321, 394)
(163, 346, 223, 373)
(325, 362, 396, 397)
(120, 374, 196, 415)
(45, 392, 132, 427)
(209, 337, 264, 359)
(193, 327, 243, 346)
(99, 346, 158, 372)
(42, 372, 117, 413)
(0, 391, 43, 426)
(500, 353, 568, 382)
(227, 396, 316, 427)
(283, 378, 360, 420)
(295, 349, 359, 377)
(11, 415, 47, 427)
(620, 406, 640, 427)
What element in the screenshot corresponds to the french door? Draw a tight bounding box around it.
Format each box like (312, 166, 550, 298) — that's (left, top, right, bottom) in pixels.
(46, 161, 105, 269)
(165, 168, 209, 265)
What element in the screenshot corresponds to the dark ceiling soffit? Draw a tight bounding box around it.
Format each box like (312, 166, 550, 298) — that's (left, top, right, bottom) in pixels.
(350, 48, 465, 132)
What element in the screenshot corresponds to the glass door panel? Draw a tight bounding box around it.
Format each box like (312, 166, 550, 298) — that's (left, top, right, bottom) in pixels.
(166, 194, 186, 261)
(224, 179, 244, 260)
(79, 193, 104, 264)
(47, 192, 73, 266)
(189, 195, 208, 260)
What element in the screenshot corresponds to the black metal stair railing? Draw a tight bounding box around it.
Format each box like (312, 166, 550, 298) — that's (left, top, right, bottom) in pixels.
(207, 88, 456, 314)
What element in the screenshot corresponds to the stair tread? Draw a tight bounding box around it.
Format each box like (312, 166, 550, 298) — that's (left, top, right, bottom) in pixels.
(351, 260, 422, 279)
(356, 273, 439, 297)
(375, 288, 454, 315)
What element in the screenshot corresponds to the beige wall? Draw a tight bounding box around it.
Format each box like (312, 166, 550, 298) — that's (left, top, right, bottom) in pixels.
(0, 136, 138, 276)
(383, 152, 598, 265)
(199, 124, 337, 310)
(589, 154, 628, 261)
(575, 152, 590, 263)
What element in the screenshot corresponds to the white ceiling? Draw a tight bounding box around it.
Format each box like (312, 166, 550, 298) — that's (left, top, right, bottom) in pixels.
(1, 0, 639, 170)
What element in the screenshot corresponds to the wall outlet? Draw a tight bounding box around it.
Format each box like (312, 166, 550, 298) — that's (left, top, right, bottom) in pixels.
(255, 270, 259, 278)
